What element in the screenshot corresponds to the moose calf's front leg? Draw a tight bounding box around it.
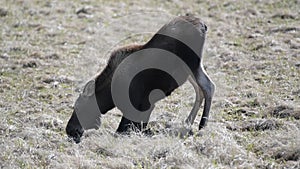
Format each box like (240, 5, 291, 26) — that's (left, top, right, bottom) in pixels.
(116, 116, 149, 133)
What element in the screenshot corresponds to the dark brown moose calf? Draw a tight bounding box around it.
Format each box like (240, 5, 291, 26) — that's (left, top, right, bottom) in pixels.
(66, 15, 215, 143)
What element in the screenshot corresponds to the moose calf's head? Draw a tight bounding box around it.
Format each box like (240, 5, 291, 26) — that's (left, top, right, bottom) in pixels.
(66, 80, 102, 143)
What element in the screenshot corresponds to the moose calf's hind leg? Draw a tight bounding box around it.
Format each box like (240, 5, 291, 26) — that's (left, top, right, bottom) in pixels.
(185, 76, 204, 126)
(195, 67, 215, 130)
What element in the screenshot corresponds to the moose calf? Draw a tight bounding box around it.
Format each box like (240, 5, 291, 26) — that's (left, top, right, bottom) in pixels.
(66, 15, 215, 143)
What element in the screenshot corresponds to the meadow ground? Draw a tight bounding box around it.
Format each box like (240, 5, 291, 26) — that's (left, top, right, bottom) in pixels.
(0, 0, 299, 168)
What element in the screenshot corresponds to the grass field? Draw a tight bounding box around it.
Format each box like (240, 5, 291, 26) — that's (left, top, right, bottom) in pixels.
(0, 0, 299, 168)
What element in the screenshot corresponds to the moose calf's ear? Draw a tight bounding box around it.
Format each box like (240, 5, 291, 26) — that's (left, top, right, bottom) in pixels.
(74, 79, 102, 130)
(82, 80, 96, 97)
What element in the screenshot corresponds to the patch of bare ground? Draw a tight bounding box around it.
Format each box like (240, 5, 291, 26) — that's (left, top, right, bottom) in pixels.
(0, 0, 299, 168)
